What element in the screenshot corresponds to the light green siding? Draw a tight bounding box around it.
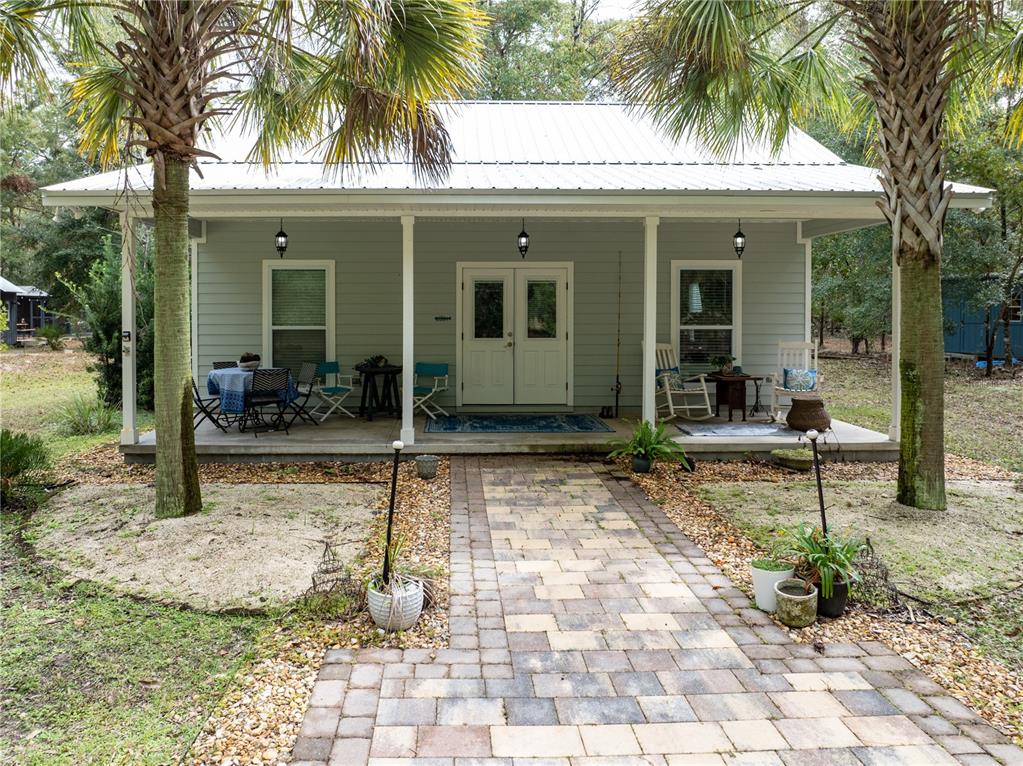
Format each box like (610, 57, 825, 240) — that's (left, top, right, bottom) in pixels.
(195, 219, 806, 413)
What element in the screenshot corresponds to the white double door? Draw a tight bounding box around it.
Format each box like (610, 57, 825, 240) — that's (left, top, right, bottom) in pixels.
(461, 266, 569, 405)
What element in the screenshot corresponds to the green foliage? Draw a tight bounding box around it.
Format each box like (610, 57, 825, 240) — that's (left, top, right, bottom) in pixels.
(59, 234, 155, 408)
(608, 420, 691, 468)
(0, 304, 8, 350)
(35, 324, 64, 350)
(475, 0, 619, 99)
(0, 89, 114, 315)
(709, 353, 735, 370)
(0, 429, 49, 502)
(783, 523, 864, 600)
(58, 395, 119, 436)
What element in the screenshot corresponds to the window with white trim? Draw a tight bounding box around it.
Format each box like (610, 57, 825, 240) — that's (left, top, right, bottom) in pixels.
(263, 261, 335, 370)
(672, 261, 741, 366)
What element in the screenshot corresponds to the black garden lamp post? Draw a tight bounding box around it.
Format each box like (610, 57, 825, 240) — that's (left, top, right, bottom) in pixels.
(381, 439, 403, 586)
(806, 429, 828, 536)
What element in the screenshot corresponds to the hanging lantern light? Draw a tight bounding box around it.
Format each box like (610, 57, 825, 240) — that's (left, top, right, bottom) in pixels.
(274, 218, 288, 258)
(732, 219, 746, 259)
(517, 218, 530, 258)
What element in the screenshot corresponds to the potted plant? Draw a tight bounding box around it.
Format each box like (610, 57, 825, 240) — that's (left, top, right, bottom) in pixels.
(367, 441, 425, 632)
(750, 556, 795, 613)
(608, 420, 691, 473)
(709, 354, 736, 374)
(367, 534, 425, 631)
(783, 523, 863, 618)
(774, 577, 818, 627)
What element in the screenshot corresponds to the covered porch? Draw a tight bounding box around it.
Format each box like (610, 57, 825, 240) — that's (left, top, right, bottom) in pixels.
(124, 412, 897, 463)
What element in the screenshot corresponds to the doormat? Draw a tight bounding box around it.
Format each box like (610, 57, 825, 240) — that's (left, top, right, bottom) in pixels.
(425, 414, 614, 433)
(677, 422, 799, 437)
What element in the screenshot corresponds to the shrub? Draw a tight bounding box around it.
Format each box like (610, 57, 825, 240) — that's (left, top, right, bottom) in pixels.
(35, 324, 64, 350)
(58, 395, 119, 435)
(0, 430, 49, 502)
(608, 419, 691, 469)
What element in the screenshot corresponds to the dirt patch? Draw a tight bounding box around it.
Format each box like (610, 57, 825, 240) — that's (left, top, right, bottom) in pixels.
(30, 482, 386, 611)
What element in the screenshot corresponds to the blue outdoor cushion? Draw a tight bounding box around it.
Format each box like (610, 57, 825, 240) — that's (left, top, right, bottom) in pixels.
(783, 368, 817, 391)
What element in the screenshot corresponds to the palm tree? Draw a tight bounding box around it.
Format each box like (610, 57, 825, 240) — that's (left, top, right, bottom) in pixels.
(2, 0, 484, 518)
(613, 0, 1022, 510)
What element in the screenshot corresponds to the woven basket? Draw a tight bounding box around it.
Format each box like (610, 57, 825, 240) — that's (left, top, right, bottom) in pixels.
(786, 396, 831, 432)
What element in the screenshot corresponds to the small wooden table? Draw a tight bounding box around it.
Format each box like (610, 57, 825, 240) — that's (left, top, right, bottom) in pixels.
(707, 373, 764, 422)
(355, 363, 402, 420)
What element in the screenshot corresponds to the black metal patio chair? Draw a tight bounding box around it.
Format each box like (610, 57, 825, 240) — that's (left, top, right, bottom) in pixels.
(287, 362, 321, 427)
(192, 377, 228, 432)
(212, 360, 236, 370)
(241, 367, 291, 436)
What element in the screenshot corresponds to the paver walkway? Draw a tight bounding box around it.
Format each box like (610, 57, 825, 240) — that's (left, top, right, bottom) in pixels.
(293, 457, 1022, 765)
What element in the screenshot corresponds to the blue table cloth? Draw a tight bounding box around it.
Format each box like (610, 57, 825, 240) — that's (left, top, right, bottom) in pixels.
(207, 367, 298, 415)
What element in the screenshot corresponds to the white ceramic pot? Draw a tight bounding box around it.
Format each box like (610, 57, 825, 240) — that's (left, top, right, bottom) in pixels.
(751, 562, 795, 613)
(367, 577, 424, 632)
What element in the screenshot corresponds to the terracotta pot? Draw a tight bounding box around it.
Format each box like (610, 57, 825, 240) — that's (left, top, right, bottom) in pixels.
(774, 578, 818, 628)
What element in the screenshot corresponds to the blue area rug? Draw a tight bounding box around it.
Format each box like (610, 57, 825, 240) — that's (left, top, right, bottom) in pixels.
(677, 422, 798, 437)
(425, 414, 614, 433)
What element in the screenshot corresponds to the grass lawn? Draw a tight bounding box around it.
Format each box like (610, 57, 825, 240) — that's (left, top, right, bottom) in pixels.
(1, 348, 261, 765)
(0, 347, 152, 458)
(0, 516, 265, 765)
(820, 356, 1023, 473)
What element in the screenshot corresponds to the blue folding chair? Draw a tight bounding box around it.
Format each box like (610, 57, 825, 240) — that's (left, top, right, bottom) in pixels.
(412, 362, 450, 420)
(310, 361, 356, 421)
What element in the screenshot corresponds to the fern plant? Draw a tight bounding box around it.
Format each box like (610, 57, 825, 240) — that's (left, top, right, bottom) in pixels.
(0, 430, 50, 502)
(608, 420, 690, 469)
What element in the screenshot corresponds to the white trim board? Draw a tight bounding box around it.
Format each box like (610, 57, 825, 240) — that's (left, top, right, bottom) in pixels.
(261, 259, 336, 367)
(670, 259, 743, 367)
(455, 261, 574, 408)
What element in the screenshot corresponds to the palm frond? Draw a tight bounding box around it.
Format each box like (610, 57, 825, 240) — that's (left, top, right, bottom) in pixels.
(0, 0, 55, 98)
(69, 61, 134, 168)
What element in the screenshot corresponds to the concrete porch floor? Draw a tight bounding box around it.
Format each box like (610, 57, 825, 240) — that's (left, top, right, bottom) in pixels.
(123, 414, 897, 463)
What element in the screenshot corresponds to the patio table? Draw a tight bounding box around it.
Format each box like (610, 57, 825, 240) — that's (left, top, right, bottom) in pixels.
(207, 367, 298, 415)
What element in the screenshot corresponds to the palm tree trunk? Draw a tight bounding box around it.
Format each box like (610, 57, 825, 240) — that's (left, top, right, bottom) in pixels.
(845, 0, 958, 510)
(152, 157, 202, 518)
(896, 253, 945, 508)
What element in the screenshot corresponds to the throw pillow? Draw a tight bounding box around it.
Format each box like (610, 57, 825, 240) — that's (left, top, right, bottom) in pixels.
(783, 367, 817, 391)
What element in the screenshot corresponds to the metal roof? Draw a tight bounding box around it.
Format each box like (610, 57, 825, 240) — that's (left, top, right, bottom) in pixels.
(43, 101, 991, 199)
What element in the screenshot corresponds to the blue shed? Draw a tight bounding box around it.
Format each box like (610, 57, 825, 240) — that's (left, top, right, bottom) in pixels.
(944, 283, 1023, 361)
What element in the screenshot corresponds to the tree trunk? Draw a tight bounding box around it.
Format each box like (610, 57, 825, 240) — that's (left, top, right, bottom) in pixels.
(845, 0, 957, 510)
(152, 157, 202, 518)
(897, 254, 946, 509)
(983, 306, 995, 377)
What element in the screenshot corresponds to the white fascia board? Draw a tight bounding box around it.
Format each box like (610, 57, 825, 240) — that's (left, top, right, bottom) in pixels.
(41, 187, 993, 217)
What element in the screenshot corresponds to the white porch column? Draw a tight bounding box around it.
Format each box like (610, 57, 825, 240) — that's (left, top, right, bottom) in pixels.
(890, 253, 901, 441)
(120, 213, 138, 445)
(642, 216, 659, 424)
(400, 215, 416, 445)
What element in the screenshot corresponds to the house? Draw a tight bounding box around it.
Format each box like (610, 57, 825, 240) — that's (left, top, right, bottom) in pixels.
(41, 101, 993, 460)
(943, 281, 1022, 362)
(0, 276, 19, 347)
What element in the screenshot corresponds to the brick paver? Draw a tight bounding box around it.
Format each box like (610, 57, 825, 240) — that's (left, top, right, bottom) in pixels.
(293, 457, 1022, 765)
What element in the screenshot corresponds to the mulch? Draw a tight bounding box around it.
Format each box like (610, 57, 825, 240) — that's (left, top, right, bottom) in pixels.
(627, 457, 1023, 745)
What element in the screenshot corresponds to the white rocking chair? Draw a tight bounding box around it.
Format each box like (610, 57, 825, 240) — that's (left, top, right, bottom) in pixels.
(653, 343, 713, 420)
(768, 341, 820, 420)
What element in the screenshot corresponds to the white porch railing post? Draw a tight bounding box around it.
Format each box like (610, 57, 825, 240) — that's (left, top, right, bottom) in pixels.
(642, 216, 659, 425)
(120, 213, 138, 446)
(890, 253, 901, 441)
(401, 215, 415, 444)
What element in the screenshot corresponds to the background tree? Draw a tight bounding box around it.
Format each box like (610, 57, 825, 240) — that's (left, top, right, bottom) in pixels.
(612, 0, 1023, 510)
(2, 0, 486, 519)
(475, 0, 619, 99)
